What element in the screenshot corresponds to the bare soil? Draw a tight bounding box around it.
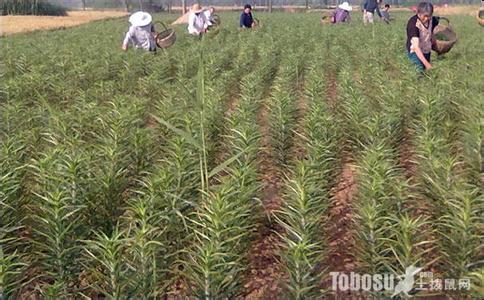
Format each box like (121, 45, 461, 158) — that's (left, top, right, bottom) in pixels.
(243, 101, 285, 299)
(326, 162, 358, 274)
(322, 69, 359, 296)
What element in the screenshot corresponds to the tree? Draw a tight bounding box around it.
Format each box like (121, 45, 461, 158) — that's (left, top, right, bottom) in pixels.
(182, 0, 187, 13)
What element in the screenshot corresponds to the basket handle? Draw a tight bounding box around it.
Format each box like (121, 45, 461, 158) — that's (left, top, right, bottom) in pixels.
(154, 21, 169, 31)
(437, 16, 450, 25)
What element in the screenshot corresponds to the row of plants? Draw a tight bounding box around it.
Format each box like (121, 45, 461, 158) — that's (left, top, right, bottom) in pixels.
(274, 51, 343, 298)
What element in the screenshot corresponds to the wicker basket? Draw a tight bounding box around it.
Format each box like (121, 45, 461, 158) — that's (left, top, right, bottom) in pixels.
(253, 18, 262, 28)
(154, 21, 176, 49)
(320, 15, 332, 25)
(212, 14, 221, 26)
(432, 17, 457, 55)
(478, 8, 484, 27)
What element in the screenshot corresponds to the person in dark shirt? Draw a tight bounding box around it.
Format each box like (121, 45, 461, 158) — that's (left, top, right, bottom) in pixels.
(240, 4, 254, 28)
(406, 2, 439, 72)
(381, 4, 391, 24)
(363, 0, 382, 24)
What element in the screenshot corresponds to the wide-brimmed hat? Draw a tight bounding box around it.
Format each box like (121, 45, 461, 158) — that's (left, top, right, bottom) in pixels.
(191, 3, 203, 13)
(129, 11, 152, 27)
(338, 2, 353, 11)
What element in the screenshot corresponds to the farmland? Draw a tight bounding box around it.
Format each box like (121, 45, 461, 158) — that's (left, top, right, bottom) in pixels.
(1, 11, 483, 299)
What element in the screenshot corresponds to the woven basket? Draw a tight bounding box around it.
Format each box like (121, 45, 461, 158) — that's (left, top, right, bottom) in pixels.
(320, 15, 332, 25)
(154, 21, 176, 49)
(212, 14, 221, 26)
(253, 18, 262, 28)
(432, 17, 457, 55)
(478, 8, 484, 27)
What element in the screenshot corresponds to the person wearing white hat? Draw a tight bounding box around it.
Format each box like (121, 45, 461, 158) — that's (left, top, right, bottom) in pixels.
(122, 11, 156, 51)
(330, 2, 352, 23)
(188, 3, 209, 36)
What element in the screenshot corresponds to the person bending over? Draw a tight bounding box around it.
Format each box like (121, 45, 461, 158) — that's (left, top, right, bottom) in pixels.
(122, 11, 156, 52)
(406, 2, 439, 72)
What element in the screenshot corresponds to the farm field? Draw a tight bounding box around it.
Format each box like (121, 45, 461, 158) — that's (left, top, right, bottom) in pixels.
(1, 11, 483, 299)
(0, 10, 127, 36)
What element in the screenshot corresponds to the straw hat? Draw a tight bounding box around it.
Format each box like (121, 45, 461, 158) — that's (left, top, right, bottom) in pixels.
(338, 2, 353, 11)
(191, 3, 203, 13)
(129, 11, 152, 27)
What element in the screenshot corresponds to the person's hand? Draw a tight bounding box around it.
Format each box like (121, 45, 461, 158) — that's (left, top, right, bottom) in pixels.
(424, 63, 432, 70)
(122, 45, 128, 51)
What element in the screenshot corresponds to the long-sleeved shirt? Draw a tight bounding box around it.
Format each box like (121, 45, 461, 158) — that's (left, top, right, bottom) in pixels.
(203, 10, 213, 26)
(122, 24, 156, 51)
(381, 10, 390, 21)
(240, 12, 253, 28)
(188, 12, 208, 35)
(331, 8, 351, 23)
(363, 0, 382, 17)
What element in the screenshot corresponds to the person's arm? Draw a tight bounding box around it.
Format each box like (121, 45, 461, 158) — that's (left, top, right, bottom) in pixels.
(363, 0, 368, 12)
(431, 16, 439, 32)
(122, 27, 133, 51)
(240, 13, 245, 27)
(188, 13, 197, 34)
(411, 38, 432, 69)
(203, 14, 209, 30)
(376, 4, 382, 18)
(203, 11, 212, 26)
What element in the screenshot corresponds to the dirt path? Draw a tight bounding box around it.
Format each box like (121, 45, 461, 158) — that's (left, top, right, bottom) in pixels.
(326, 162, 358, 274)
(399, 128, 417, 180)
(323, 69, 359, 295)
(243, 100, 285, 299)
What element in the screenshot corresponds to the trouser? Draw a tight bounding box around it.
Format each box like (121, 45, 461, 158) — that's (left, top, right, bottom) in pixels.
(408, 52, 431, 72)
(363, 11, 374, 23)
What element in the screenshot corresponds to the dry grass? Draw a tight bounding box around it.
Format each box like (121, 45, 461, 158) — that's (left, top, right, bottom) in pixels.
(0, 11, 127, 36)
(434, 5, 482, 16)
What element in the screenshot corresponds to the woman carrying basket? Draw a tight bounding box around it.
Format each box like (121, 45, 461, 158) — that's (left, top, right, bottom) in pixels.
(122, 11, 157, 52)
(406, 2, 439, 72)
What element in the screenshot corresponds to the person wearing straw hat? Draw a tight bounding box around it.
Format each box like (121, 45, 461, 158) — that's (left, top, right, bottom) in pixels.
(188, 3, 209, 36)
(330, 2, 352, 23)
(122, 11, 156, 52)
(406, 2, 439, 72)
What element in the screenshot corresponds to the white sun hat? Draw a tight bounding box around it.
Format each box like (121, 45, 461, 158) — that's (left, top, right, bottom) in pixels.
(338, 2, 353, 11)
(129, 11, 152, 27)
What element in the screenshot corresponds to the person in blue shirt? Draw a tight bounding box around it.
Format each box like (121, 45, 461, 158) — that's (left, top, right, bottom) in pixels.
(363, 0, 382, 24)
(240, 4, 254, 28)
